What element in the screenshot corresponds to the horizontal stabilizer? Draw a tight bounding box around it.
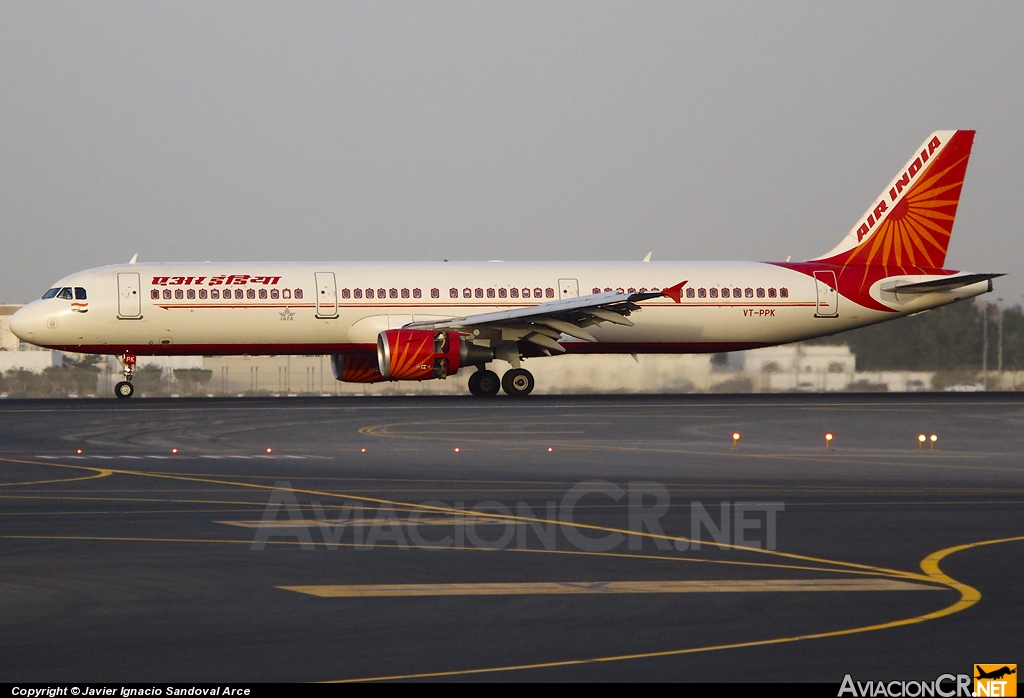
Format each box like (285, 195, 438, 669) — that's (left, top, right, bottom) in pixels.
(881, 273, 1003, 295)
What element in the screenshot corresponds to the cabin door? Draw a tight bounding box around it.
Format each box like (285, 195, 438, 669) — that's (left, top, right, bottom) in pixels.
(813, 270, 839, 318)
(117, 272, 142, 318)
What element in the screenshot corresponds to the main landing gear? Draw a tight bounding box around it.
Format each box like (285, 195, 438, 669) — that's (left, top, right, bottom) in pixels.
(468, 368, 500, 397)
(468, 367, 535, 397)
(114, 352, 136, 399)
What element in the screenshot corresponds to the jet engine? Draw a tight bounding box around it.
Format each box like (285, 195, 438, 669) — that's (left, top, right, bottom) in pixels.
(330, 352, 384, 383)
(377, 329, 493, 380)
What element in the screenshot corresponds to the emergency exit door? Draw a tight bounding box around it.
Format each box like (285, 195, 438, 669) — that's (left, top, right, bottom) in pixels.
(315, 272, 338, 318)
(558, 278, 579, 299)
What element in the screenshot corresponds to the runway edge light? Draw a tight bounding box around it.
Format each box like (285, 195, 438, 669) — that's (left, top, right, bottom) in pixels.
(918, 434, 926, 449)
(825, 433, 834, 449)
(732, 432, 740, 449)
(930, 434, 937, 449)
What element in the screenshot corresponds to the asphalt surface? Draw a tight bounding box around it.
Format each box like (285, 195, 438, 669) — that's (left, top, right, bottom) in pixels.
(0, 393, 1022, 682)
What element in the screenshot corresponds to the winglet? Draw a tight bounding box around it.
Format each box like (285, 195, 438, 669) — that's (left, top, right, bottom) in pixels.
(661, 281, 686, 303)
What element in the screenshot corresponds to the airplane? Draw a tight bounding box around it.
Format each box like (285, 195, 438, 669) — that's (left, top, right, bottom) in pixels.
(976, 667, 1017, 681)
(9, 130, 1001, 398)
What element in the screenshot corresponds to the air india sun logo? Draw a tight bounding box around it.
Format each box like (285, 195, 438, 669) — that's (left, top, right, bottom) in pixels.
(847, 154, 968, 270)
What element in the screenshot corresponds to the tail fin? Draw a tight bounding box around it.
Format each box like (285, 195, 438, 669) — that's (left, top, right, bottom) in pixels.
(815, 130, 974, 268)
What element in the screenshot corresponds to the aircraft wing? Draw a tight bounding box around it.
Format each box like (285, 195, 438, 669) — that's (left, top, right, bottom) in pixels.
(404, 282, 685, 353)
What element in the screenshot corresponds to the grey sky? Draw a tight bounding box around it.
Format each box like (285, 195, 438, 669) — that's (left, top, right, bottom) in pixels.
(2, 2, 1021, 305)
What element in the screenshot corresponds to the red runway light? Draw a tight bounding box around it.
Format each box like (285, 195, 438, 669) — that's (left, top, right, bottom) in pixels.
(454, 447, 460, 453)
(266, 447, 273, 454)
(76, 449, 82, 454)
(171, 448, 178, 454)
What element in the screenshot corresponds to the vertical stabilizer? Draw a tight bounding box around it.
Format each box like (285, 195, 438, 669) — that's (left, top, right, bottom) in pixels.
(815, 130, 974, 268)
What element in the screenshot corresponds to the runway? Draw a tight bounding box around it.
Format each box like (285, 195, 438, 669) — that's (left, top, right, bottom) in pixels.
(1, 394, 1022, 682)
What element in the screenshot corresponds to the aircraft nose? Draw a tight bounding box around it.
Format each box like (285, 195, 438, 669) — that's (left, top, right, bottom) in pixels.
(9, 304, 39, 342)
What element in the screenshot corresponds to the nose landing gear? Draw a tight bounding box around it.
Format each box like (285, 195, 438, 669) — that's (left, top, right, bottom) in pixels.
(114, 352, 136, 399)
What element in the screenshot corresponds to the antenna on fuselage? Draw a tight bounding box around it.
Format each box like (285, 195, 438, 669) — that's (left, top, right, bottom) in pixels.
(128, 254, 138, 264)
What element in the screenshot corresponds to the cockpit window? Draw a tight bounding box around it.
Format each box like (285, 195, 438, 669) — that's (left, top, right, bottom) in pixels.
(42, 288, 60, 299)
(56, 287, 74, 300)
(74, 287, 87, 300)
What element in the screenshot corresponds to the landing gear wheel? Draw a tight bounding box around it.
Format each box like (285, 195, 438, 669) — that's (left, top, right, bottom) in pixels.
(477, 370, 500, 396)
(115, 381, 135, 399)
(468, 369, 500, 396)
(501, 368, 535, 397)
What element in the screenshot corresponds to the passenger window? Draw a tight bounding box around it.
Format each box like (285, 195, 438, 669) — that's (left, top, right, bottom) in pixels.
(592, 287, 601, 294)
(522, 288, 530, 298)
(235, 289, 244, 299)
(616, 288, 624, 294)
(390, 288, 398, 299)
(283, 289, 292, 300)
(756, 288, 765, 298)
(534, 288, 543, 298)
(475, 288, 483, 298)
(295, 289, 303, 299)
(366, 289, 374, 299)
(780, 287, 789, 298)
(74, 287, 87, 300)
(685, 288, 695, 298)
(699, 288, 708, 298)
(174, 289, 182, 300)
(499, 288, 507, 298)
(745, 288, 753, 298)
(247, 289, 256, 299)
(734, 288, 742, 297)
(352, 289, 361, 299)
(487, 288, 495, 298)
(151, 290, 160, 299)
(211, 289, 220, 299)
(627, 288, 636, 294)
(412, 289, 420, 299)
(401, 288, 410, 298)
(163, 289, 172, 299)
(271, 289, 280, 299)
(259, 289, 267, 299)
(375, 289, 383, 299)
(721, 288, 729, 298)
(604, 288, 612, 292)
(199, 289, 208, 299)
(546, 288, 554, 298)
(430, 288, 439, 299)
(510, 288, 519, 298)
(42, 288, 60, 299)
(187, 289, 196, 300)
(463, 288, 472, 298)
(709, 288, 717, 298)
(450, 288, 458, 299)
(768, 288, 777, 298)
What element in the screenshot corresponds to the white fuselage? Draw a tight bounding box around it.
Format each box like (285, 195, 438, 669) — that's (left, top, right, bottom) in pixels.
(10, 261, 988, 359)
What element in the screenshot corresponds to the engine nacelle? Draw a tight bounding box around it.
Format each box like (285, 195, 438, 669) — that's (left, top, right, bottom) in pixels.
(377, 329, 494, 380)
(330, 352, 384, 383)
